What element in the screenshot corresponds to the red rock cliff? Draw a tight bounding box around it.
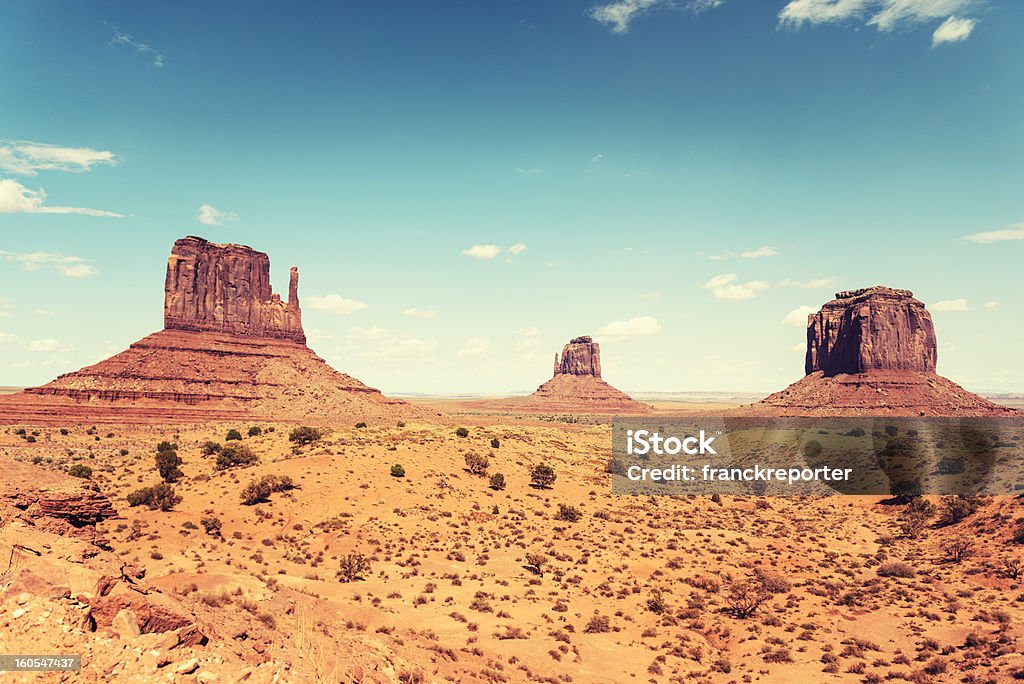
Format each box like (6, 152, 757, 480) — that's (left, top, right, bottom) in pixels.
(553, 336, 602, 378)
(163, 236, 304, 343)
(805, 286, 937, 376)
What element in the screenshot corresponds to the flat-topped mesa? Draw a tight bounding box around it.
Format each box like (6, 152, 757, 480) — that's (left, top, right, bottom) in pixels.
(163, 236, 305, 344)
(805, 286, 936, 376)
(554, 335, 602, 378)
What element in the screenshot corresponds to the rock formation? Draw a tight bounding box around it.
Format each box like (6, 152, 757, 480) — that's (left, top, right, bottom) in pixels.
(0, 237, 429, 424)
(164, 237, 305, 343)
(805, 287, 936, 375)
(472, 336, 651, 415)
(749, 286, 1014, 416)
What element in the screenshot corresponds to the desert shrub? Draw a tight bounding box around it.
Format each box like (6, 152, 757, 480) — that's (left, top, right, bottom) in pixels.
(248, 426, 262, 437)
(530, 463, 556, 489)
(890, 479, 923, 501)
(156, 449, 183, 483)
(999, 558, 1023, 579)
(339, 552, 371, 582)
(583, 614, 611, 633)
(226, 429, 243, 441)
(455, 427, 469, 438)
(725, 581, 770, 618)
(156, 440, 178, 453)
(846, 428, 866, 438)
(489, 473, 506, 491)
(464, 452, 489, 475)
(900, 498, 937, 538)
(525, 553, 548, 576)
(216, 444, 258, 470)
(355, 421, 367, 429)
(878, 561, 915, 578)
(754, 568, 791, 594)
(201, 441, 221, 456)
(555, 503, 582, 523)
(1014, 524, 1024, 545)
(938, 495, 983, 525)
(201, 515, 222, 536)
(943, 539, 974, 563)
(390, 464, 405, 478)
(261, 474, 295, 492)
(646, 589, 668, 614)
(936, 457, 964, 475)
(288, 426, 322, 446)
(490, 437, 500, 449)
(240, 479, 272, 505)
(126, 483, 181, 511)
(67, 464, 92, 479)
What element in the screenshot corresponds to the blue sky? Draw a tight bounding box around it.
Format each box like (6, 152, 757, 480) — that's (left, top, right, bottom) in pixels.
(1, 0, 1022, 394)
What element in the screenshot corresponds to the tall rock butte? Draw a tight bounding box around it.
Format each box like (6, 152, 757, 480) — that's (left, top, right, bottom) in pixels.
(751, 286, 1014, 416)
(0, 236, 426, 424)
(472, 336, 651, 414)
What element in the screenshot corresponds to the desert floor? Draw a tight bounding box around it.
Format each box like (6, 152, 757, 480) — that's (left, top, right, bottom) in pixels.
(2, 415, 1023, 683)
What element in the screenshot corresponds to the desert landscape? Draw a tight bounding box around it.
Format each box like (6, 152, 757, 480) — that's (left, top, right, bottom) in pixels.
(1, 237, 1022, 684)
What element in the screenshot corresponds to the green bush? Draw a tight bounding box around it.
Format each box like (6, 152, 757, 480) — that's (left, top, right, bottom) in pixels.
(248, 426, 262, 437)
(339, 552, 371, 582)
(156, 449, 183, 483)
(201, 515, 222, 536)
(215, 444, 259, 470)
(464, 452, 489, 475)
(201, 441, 222, 456)
(390, 464, 406, 478)
(156, 440, 178, 453)
(939, 495, 983, 525)
(126, 483, 181, 511)
(530, 463, 556, 489)
(240, 479, 272, 505)
(67, 464, 92, 479)
(555, 503, 582, 522)
(490, 437, 500, 449)
(226, 429, 243, 441)
(289, 426, 323, 446)
(455, 427, 469, 438)
(489, 473, 506, 491)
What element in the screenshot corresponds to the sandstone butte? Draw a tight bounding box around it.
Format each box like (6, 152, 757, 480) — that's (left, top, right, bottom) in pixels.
(473, 336, 653, 414)
(0, 236, 427, 425)
(746, 286, 1016, 417)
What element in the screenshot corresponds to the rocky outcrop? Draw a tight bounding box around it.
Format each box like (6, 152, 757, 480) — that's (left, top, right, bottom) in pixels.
(164, 237, 304, 344)
(553, 336, 602, 377)
(806, 287, 936, 376)
(0, 461, 116, 544)
(746, 286, 1014, 417)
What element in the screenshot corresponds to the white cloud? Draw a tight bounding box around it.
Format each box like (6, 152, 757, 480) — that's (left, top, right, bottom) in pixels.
(983, 301, 998, 309)
(779, 0, 979, 39)
(963, 225, 1024, 244)
(780, 277, 838, 289)
(515, 327, 543, 353)
(589, 0, 723, 33)
(0, 179, 123, 217)
(197, 203, 238, 225)
(28, 338, 71, 353)
(0, 297, 12, 318)
(0, 250, 100, 277)
(782, 305, 818, 327)
(932, 15, 976, 44)
(347, 327, 437, 360)
(932, 298, 968, 311)
(108, 23, 164, 67)
(461, 244, 503, 260)
(590, 153, 604, 162)
(638, 290, 662, 302)
(740, 246, 779, 259)
(689, 0, 725, 11)
(507, 243, 527, 256)
(403, 307, 438, 319)
(596, 315, 661, 340)
(305, 294, 368, 315)
(0, 139, 117, 176)
(702, 273, 771, 301)
(456, 337, 491, 359)
(514, 167, 543, 175)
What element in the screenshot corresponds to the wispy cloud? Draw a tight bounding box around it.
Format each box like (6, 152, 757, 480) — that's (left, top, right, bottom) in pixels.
(462, 244, 503, 260)
(514, 167, 543, 175)
(589, 0, 723, 33)
(932, 15, 977, 44)
(931, 298, 969, 311)
(983, 301, 998, 309)
(515, 326, 543, 353)
(0, 139, 117, 176)
(347, 326, 437, 360)
(403, 307, 438, 319)
(782, 305, 817, 327)
(197, 203, 238, 225)
(596, 315, 661, 340)
(779, 277, 838, 289)
(456, 337, 491, 359)
(779, 0, 980, 43)
(0, 179, 123, 217)
(739, 246, 779, 259)
(305, 294, 368, 315)
(962, 224, 1024, 243)
(28, 338, 72, 353)
(108, 23, 164, 67)
(702, 273, 771, 301)
(507, 243, 528, 256)
(0, 250, 100, 277)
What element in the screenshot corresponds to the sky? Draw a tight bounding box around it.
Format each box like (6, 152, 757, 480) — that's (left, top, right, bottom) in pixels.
(1, 0, 1022, 396)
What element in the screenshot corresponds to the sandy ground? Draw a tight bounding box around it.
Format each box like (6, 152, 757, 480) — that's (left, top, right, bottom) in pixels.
(2, 413, 1023, 683)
